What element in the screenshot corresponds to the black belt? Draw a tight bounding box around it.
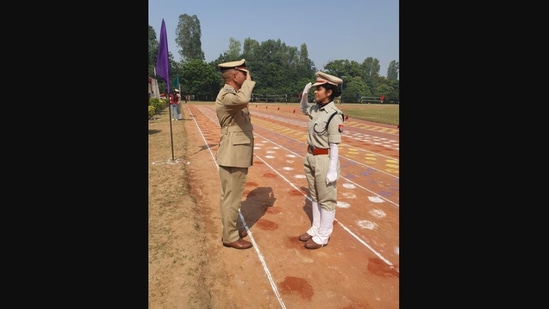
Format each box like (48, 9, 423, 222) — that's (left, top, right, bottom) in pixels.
(308, 145, 329, 155)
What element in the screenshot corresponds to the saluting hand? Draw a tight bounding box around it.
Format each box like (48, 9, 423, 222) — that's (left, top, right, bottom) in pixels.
(300, 82, 312, 112)
(302, 82, 312, 95)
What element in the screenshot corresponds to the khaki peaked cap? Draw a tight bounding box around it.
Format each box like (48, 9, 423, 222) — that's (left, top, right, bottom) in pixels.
(218, 59, 248, 73)
(312, 71, 343, 87)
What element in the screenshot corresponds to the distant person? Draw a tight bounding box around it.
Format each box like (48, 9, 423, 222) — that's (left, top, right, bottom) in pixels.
(215, 59, 256, 250)
(169, 89, 181, 121)
(298, 71, 344, 249)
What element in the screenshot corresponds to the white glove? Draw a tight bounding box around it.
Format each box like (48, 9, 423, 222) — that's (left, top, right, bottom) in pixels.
(302, 82, 312, 95)
(326, 143, 339, 184)
(300, 82, 312, 114)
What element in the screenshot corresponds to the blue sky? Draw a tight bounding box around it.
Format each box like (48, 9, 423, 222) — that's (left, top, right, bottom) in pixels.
(149, 0, 398, 77)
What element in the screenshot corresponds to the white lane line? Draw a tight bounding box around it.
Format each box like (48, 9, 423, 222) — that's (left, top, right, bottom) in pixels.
(253, 131, 399, 208)
(253, 153, 397, 271)
(189, 105, 398, 276)
(185, 105, 287, 309)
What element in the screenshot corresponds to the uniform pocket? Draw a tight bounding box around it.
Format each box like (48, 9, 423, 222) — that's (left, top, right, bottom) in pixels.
(232, 131, 252, 145)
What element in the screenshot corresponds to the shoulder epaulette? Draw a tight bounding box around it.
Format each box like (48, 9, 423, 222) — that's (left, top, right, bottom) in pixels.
(325, 111, 344, 130)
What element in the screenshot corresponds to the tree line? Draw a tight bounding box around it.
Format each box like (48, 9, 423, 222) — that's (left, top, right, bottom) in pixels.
(148, 14, 399, 103)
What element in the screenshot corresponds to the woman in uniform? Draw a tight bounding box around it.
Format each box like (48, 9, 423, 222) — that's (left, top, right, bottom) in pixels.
(298, 71, 344, 249)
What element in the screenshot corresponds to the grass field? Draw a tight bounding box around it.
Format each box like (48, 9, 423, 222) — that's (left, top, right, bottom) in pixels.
(171, 101, 399, 126)
(337, 103, 399, 126)
(246, 102, 399, 126)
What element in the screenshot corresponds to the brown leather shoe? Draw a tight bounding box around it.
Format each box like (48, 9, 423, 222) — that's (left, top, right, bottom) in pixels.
(304, 238, 326, 249)
(223, 238, 252, 249)
(298, 233, 312, 242)
(239, 229, 248, 238)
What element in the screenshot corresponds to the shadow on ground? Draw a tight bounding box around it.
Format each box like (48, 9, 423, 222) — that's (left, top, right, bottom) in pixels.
(240, 187, 276, 229)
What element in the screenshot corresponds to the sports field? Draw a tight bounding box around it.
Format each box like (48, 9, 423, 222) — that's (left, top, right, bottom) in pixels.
(149, 102, 399, 308)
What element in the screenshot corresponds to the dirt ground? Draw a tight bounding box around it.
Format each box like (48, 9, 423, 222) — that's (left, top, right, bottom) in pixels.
(149, 106, 258, 309)
(148, 110, 210, 308)
(149, 102, 399, 309)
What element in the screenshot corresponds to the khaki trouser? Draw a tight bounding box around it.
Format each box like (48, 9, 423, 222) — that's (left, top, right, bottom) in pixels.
(219, 165, 248, 243)
(303, 153, 338, 211)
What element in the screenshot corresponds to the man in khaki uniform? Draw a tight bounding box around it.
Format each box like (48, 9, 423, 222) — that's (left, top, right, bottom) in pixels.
(298, 71, 344, 249)
(215, 59, 256, 250)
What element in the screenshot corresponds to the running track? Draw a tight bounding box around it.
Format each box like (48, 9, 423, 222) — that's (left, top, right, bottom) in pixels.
(183, 103, 399, 309)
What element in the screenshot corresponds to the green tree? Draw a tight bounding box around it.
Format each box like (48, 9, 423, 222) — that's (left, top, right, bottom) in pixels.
(212, 37, 316, 100)
(386, 79, 399, 103)
(374, 78, 393, 99)
(148, 25, 159, 76)
(179, 60, 220, 101)
(175, 14, 205, 62)
(342, 77, 370, 103)
(226, 37, 241, 60)
(387, 60, 399, 81)
(242, 38, 260, 59)
(361, 57, 381, 79)
(361, 57, 380, 96)
(299, 43, 315, 71)
(150, 14, 398, 103)
(324, 60, 363, 79)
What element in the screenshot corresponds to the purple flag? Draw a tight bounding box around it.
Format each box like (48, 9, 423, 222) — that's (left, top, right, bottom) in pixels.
(156, 19, 170, 95)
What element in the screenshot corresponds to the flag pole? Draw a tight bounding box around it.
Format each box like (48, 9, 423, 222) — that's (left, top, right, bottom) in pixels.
(155, 19, 175, 162)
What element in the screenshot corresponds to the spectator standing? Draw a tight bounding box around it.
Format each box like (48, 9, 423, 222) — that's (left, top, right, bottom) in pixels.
(169, 89, 181, 121)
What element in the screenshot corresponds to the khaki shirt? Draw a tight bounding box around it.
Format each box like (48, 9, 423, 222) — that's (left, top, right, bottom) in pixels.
(215, 80, 257, 168)
(305, 101, 343, 149)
